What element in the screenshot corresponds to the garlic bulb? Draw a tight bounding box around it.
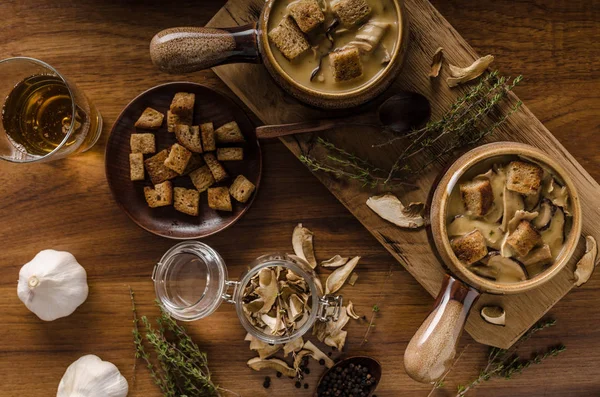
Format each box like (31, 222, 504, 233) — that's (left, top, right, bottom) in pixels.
(17, 250, 88, 321)
(57, 354, 128, 397)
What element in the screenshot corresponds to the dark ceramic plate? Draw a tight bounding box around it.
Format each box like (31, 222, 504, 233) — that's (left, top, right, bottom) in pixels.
(105, 82, 262, 239)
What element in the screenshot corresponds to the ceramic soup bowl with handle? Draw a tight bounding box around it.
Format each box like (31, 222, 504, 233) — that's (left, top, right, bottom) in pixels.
(404, 142, 582, 384)
(149, 0, 408, 109)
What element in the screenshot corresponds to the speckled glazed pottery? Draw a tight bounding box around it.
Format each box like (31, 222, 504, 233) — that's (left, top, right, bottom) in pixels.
(149, 0, 407, 109)
(404, 142, 582, 384)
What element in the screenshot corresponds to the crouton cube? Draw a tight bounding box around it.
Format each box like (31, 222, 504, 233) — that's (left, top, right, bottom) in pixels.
(217, 147, 244, 161)
(189, 165, 215, 192)
(182, 153, 204, 176)
(129, 153, 145, 181)
(167, 110, 192, 133)
(331, 0, 371, 26)
(164, 143, 192, 175)
(174, 187, 200, 216)
(215, 121, 245, 144)
(144, 149, 178, 184)
(268, 16, 310, 60)
(200, 122, 216, 151)
(506, 161, 543, 195)
(130, 133, 156, 154)
(134, 107, 164, 130)
(175, 124, 203, 153)
(329, 46, 363, 82)
(208, 187, 232, 212)
(506, 220, 541, 256)
(460, 179, 494, 216)
(229, 175, 256, 203)
(170, 92, 195, 118)
(203, 152, 228, 182)
(288, 0, 325, 33)
(144, 181, 173, 208)
(451, 230, 488, 265)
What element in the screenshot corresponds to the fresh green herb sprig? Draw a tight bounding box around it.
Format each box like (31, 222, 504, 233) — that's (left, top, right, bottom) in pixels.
(130, 288, 237, 397)
(300, 72, 523, 188)
(438, 318, 566, 397)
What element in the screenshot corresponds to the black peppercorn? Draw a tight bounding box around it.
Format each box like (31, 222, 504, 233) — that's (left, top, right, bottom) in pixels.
(295, 381, 302, 388)
(304, 383, 309, 389)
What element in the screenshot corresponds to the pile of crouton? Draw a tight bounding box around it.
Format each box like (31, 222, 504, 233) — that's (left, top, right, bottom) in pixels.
(128, 92, 255, 216)
(269, 0, 372, 82)
(452, 161, 549, 266)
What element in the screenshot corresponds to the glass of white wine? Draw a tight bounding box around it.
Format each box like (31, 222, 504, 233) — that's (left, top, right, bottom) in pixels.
(0, 57, 102, 162)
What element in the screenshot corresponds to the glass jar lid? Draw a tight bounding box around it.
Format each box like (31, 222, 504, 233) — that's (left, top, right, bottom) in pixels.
(153, 241, 228, 321)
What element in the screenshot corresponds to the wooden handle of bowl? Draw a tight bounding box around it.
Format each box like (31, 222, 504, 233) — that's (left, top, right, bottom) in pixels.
(404, 275, 479, 384)
(150, 24, 260, 73)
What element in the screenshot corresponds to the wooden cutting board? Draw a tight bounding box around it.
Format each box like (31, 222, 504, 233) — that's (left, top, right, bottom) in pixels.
(206, 0, 600, 349)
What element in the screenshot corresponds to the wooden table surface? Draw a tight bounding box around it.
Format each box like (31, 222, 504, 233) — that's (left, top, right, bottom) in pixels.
(0, 1, 598, 396)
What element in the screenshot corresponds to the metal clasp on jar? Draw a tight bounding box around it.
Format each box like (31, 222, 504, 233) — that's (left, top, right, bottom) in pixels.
(316, 295, 343, 322)
(221, 280, 240, 304)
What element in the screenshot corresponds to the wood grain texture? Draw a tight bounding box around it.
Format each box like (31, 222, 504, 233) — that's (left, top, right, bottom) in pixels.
(0, 0, 598, 396)
(105, 82, 261, 239)
(206, 0, 597, 349)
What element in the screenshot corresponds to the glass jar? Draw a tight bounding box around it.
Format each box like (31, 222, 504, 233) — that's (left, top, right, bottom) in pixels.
(153, 241, 342, 344)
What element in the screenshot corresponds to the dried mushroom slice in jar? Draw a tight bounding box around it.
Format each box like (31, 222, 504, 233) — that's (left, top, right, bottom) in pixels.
(241, 265, 312, 338)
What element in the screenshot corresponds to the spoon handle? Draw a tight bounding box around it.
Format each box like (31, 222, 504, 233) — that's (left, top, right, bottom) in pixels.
(255, 120, 339, 139)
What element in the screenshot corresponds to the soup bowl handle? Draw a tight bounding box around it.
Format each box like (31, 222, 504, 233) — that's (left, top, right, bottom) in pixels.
(150, 24, 261, 73)
(404, 274, 480, 384)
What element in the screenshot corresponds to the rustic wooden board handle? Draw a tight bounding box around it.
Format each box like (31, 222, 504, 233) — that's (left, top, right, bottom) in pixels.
(255, 120, 340, 139)
(150, 24, 260, 73)
(404, 275, 480, 383)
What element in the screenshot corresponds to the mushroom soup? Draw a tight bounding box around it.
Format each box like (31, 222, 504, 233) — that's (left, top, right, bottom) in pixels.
(267, 0, 399, 93)
(446, 157, 573, 283)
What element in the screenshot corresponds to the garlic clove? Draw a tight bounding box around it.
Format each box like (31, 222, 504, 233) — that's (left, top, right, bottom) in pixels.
(17, 250, 88, 321)
(57, 355, 128, 397)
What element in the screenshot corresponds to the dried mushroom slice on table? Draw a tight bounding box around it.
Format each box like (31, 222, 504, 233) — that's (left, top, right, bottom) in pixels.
(325, 256, 360, 294)
(346, 301, 360, 319)
(480, 306, 506, 326)
(247, 357, 296, 378)
(292, 223, 317, 268)
(429, 47, 444, 78)
(447, 55, 494, 87)
(245, 333, 282, 359)
(366, 194, 426, 228)
(574, 236, 598, 287)
(320, 255, 348, 268)
(283, 337, 304, 356)
(294, 341, 335, 370)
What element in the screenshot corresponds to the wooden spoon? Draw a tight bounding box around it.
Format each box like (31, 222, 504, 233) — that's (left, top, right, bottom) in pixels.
(314, 356, 382, 397)
(256, 91, 430, 139)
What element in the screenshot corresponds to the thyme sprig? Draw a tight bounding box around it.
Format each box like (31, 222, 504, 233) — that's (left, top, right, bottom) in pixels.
(300, 72, 523, 188)
(130, 288, 238, 397)
(451, 318, 565, 397)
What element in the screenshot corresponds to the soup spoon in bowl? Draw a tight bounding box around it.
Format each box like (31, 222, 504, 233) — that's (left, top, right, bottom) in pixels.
(255, 91, 431, 139)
